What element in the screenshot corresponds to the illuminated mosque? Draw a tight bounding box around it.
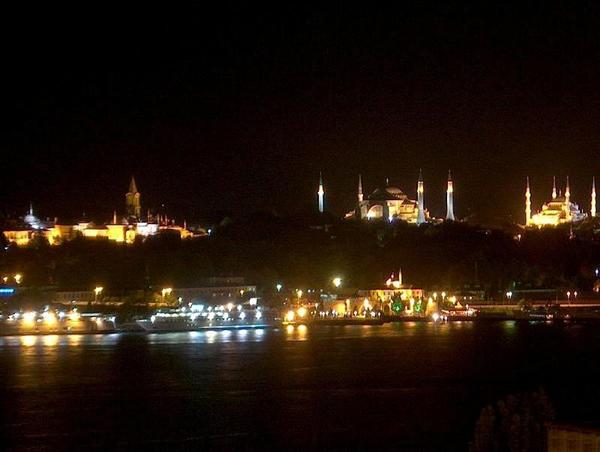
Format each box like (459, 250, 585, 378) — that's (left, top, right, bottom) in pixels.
(340, 170, 456, 223)
(2, 177, 202, 246)
(525, 176, 591, 227)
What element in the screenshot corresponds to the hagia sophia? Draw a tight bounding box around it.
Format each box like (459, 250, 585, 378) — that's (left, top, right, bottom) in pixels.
(2, 177, 205, 247)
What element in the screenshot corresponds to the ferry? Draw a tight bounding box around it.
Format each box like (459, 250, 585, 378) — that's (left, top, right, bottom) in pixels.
(135, 303, 278, 332)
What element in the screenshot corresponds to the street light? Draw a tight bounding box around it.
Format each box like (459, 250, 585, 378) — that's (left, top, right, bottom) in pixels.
(14, 273, 23, 284)
(276, 283, 283, 292)
(296, 289, 303, 299)
(566, 291, 571, 303)
(332, 277, 342, 288)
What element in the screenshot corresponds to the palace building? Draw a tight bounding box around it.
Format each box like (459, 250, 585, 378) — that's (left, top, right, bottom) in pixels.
(2, 177, 204, 247)
(526, 176, 589, 227)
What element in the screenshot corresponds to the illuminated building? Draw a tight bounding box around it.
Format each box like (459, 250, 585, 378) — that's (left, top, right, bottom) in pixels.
(125, 176, 141, 219)
(349, 172, 427, 223)
(2, 178, 204, 247)
(528, 176, 587, 227)
(446, 170, 455, 221)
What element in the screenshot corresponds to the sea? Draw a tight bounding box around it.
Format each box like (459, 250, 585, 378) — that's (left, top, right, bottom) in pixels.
(1, 321, 599, 450)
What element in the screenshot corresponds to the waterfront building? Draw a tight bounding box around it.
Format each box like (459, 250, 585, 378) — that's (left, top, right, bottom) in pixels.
(527, 176, 587, 227)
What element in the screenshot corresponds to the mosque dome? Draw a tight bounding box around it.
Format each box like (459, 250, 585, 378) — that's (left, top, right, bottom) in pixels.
(385, 186, 404, 195)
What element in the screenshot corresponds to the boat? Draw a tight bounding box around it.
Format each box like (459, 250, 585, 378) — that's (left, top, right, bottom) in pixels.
(135, 303, 279, 332)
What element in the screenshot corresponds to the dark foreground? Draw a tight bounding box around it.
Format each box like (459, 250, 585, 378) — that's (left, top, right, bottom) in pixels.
(1, 321, 599, 450)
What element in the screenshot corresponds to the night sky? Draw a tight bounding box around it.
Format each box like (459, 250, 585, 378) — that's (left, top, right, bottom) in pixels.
(5, 4, 600, 223)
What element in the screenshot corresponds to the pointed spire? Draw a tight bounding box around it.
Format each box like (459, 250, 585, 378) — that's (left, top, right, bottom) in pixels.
(317, 171, 325, 213)
(417, 169, 425, 225)
(446, 170, 455, 221)
(29, 201, 33, 216)
(129, 176, 138, 194)
(183, 219, 187, 230)
(398, 268, 402, 286)
(525, 176, 532, 226)
(386, 177, 390, 186)
(113, 210, 117, 225)
(565, 175, 571, 202)
(592, 177, 596, 218)
(552, 176, 557, 199)
(357, 174, 363, 202)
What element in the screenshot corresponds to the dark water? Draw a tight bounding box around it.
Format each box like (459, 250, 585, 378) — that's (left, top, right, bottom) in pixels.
(1, 321, 600, 450)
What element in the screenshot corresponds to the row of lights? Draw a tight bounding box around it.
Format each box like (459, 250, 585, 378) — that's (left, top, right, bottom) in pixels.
(277, 277, 344, 297)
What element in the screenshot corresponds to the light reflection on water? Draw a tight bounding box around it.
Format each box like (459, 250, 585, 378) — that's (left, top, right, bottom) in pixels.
(0, 321, 598, 450)
(0, 322, 491, 348)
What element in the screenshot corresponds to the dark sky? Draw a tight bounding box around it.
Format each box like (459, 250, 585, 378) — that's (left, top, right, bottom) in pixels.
(4, 4, 600, 223)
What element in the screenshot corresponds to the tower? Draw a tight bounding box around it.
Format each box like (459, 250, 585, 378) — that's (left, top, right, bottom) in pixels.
(552, 176, 557, 199)
(318, 172, 324, 213)
(446, 170, 455, 221)
(125, 176, 141, 219)
(525, 176, 531, 226)
(565, 176, 571, 205)
(417, 169, 426, 225)
(357, 174, 363, 202)
(592, 177, 597, 218)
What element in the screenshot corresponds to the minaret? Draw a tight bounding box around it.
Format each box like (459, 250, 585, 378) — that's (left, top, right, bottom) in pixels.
(446, 170, 455, 221)
(29, 202, 33, 216)
(417, 169, 426, 225)
(318, 172, 324, 213)
(565, 176, 571, 205)
(592, 177, 597, 218)
(357, 174, 364, 202)
(525, 177, 531, 226)
(552, 176, 557, 199)
(113, 210, 117, 225)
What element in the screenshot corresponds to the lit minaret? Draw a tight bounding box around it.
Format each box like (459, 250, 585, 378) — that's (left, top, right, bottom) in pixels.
(417, 169, 426, 225)
(318, 172, 324, 213)
(525, 177, 531, 226)
(592, 177, 597, 217)
(358, 174, 363, 202)
(565, 176, 571, 205)
(446, 170, 455, 221)
(552, 176, 557, 199)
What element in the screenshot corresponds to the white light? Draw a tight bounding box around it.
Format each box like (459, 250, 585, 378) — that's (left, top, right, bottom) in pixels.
(239, 312, 246, 320)
(432, 312, 440, 322)
(255, 311, 262, 320)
